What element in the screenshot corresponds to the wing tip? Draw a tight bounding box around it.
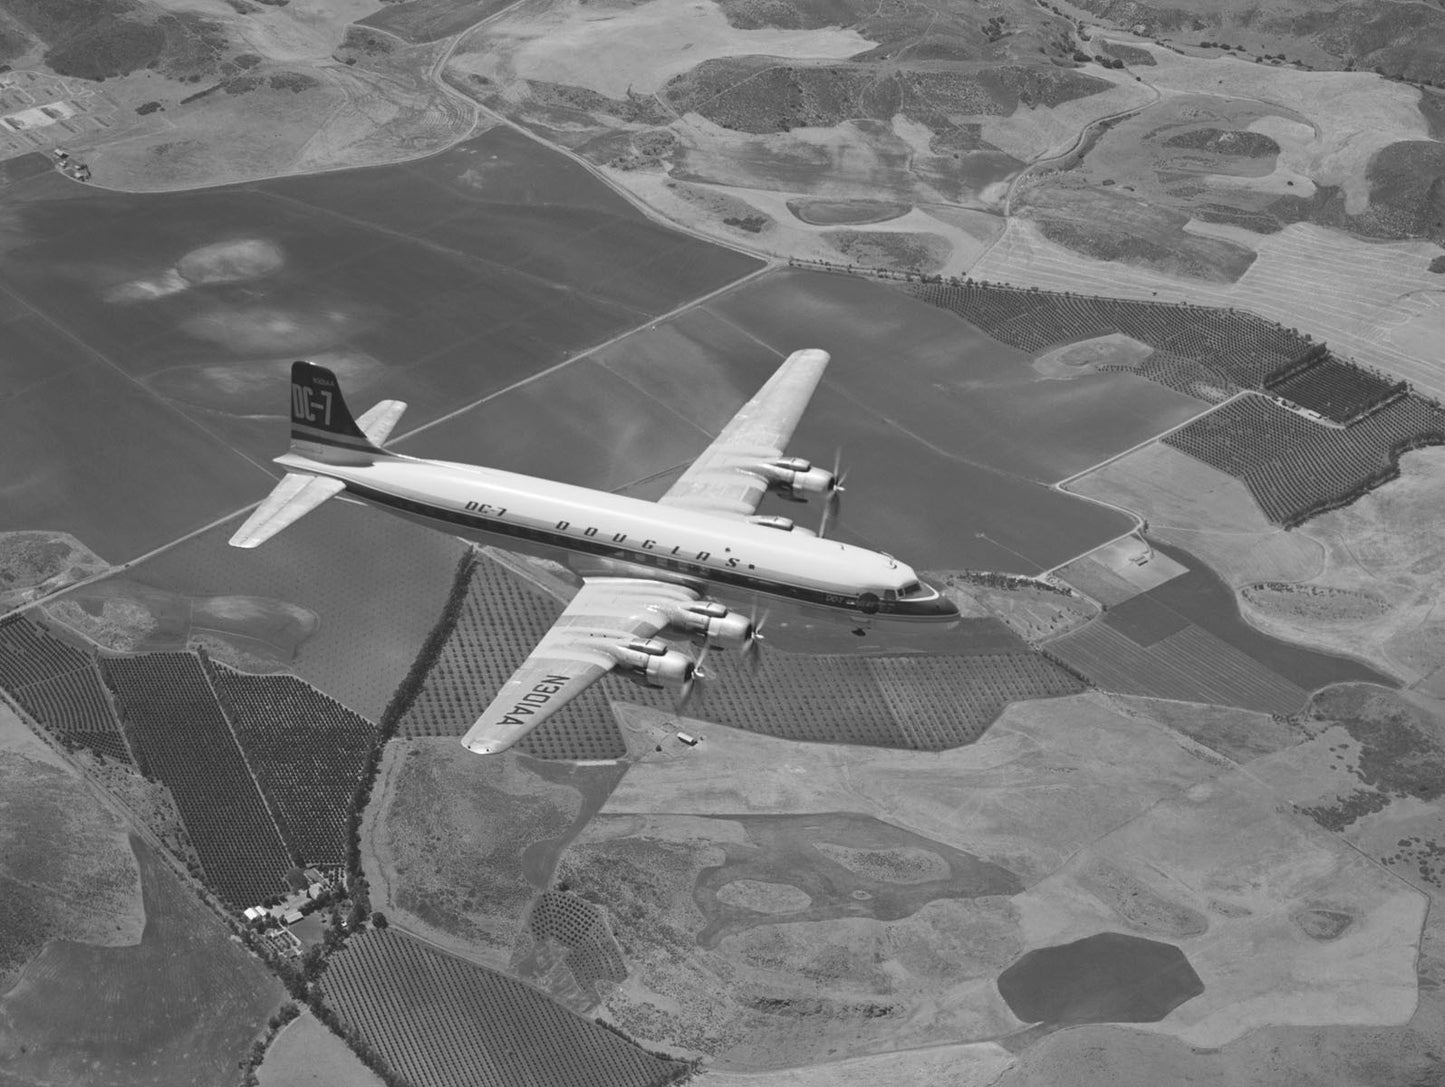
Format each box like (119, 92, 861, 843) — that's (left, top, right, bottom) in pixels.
(461, 735, 510, 756)
(790, 347, 830, 366)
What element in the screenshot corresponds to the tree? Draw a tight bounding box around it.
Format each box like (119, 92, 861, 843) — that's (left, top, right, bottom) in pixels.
(372, 911, 389, 930)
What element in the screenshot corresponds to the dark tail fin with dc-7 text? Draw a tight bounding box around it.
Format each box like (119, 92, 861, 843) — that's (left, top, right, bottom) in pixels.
(288, 360, 384, 465)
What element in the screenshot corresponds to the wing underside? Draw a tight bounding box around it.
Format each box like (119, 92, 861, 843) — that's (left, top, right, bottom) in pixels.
(659, 348, 829, 520)
(460, 579, 700, 754)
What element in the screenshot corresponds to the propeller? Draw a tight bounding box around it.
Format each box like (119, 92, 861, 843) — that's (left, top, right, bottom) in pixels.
(743, 605, 769, 674)
(676, 644, 710, 714)
(818, 448, 848, 538)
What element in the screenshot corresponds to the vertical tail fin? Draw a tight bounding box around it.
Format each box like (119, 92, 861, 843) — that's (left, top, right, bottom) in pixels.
(289, 360, 383, 465)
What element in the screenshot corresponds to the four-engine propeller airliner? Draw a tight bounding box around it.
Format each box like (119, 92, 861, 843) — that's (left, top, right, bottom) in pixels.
(230, 351, 958, 754)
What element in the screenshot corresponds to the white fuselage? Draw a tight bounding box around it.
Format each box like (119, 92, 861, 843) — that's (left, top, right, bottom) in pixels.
(276, 451, 955, 620)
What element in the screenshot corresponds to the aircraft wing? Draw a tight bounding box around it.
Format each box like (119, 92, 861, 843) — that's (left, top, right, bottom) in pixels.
(460, 578, 700, 754)
(659, 348, 830, 519)
(228, 472, 346, 549)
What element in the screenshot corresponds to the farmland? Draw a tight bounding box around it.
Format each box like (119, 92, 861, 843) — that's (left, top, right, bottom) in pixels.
(1266, 356, 1406, 425)
(1044, 620, 1307, 714)
(909, 279, 1316, 393)
(0, 835, 282, 1087)
(100, 652, 293, 907)
(0, 613, 131, 764)
(581, 270, 1162, 571)
(209, 661, 376, 868)
(0, 126, 760, 567)
(1048, 539, 1388, 711)
(1163, 393, 1445, 525)
(401, 555, 1083, 752)
(399, 555, 632, 760)
(132, 502, 466, 721)
(320, 928, 688, 1087)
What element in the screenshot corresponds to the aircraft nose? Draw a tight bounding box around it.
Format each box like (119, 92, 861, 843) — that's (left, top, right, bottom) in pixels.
(927, 582, 960, 618)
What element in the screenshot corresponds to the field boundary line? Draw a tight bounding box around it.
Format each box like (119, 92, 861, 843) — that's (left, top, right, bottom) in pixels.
(3, 264, 773, 623)
(391, 261, 775, 446)
(201, 654, 298, 865)
(1053, 389, 1251, 491)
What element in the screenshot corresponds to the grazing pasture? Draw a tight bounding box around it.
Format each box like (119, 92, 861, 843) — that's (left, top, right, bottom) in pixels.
(320, 928, 687, 1087)
(0, 836, 282, 1087)
(101, 652, 292, 906)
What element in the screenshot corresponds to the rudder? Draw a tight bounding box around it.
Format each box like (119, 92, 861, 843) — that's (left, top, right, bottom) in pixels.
(289, 360, 382, 464)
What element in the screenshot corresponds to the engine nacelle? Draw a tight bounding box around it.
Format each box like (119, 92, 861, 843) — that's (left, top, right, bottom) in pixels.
(754, 458, 838, 502)
(662, 602, 754, 651)
(612, 638, 695, 690)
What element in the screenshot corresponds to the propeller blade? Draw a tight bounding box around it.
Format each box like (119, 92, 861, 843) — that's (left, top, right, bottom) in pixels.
(819, 448, 847, 537)
(819, 488, 842, 538)
(676, 646, 709, 713)
(744, 606, 769, 674)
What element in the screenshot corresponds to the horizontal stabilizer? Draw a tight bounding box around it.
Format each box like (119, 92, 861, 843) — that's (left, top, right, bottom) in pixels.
(356, 399, 407, 446)
(228, 472, 346, 549)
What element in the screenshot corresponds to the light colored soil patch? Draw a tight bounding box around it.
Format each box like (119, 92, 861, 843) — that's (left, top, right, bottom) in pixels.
(1032, 332, 1153, 379)
(45, 578, 318, 666)
(0, 532, 109, 611)
(1138, 48, 1430, 214)
(571, 813, 1025, 1067)
(824, 229, 951, 273)
(936, 576, 1098, 642)
(814, 842, 951, 884)
(1067, 442, 1431, 680)
(1015, 767, 1426, 1046)
(714, 879, 812, 914)
(449, 0, 873, 97)
(1109, 694, 1304, 764)
(1073, 858, 1210, 938)
(614, 174, 1000, 275)
(258, 1011, 383, 1087)
(1241, 584, 1390, 623)
(1094, 535, 1188, 587)
(971, 213, 1445, 399)
(1066, 442, 1324, 587)
(0, 705, 143, 980)
(600, 690, 1226, 890)
(1238, 447, 1445, 682)
(701, 1041, 1013, 1087)
(362, 739, 581, 967)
